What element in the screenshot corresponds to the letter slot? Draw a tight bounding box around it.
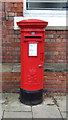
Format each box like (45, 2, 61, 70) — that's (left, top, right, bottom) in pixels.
(25, 36, 41, 39)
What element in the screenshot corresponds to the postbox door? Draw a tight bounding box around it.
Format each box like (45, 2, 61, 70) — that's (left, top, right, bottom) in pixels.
(21, 41, 44, 91)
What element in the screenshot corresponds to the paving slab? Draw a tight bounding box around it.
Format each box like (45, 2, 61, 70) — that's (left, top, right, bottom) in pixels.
(43, 97, 54, 105)
(67, 95, 68, 120)
(2, 93, 31, 112)
(32, 97, 62, 118)
(0, 93, 3, 120)
(2, 103, 32, 112)
(3, 111, 32, 119)
(0, 104, 3, 120)
(54, 96, 66, 119)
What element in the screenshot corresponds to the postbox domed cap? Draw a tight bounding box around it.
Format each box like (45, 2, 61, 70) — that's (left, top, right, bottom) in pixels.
(17, 19, 48, 29)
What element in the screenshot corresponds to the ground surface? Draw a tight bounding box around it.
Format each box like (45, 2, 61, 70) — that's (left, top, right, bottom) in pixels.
(0, 93, 67, 120)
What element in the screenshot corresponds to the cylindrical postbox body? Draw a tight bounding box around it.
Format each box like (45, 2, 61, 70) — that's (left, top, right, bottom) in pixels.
(17, 19, 48, 105)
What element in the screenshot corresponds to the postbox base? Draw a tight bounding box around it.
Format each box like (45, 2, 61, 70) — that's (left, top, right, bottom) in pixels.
(20, 88, 43, 105)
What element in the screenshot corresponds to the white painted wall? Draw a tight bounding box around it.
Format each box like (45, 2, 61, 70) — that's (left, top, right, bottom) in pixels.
(14, 16, 66, 30)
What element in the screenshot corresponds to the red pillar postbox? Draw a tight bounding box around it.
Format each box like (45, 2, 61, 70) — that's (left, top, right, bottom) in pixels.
(17, 19, 48, 105)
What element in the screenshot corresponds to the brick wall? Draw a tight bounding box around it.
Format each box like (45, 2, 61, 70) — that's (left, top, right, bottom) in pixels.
(2, 2, 67, 93)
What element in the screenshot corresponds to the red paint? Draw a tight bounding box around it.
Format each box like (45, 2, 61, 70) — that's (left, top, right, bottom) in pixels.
(17, 19, 48, 91)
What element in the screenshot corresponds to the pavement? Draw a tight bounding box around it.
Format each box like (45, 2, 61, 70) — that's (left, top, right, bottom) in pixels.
(0, 93, 67, 120)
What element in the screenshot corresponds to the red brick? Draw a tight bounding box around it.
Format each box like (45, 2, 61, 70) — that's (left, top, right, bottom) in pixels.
(55, 72, 64, 76)
(11, 7, 17, 12)
(13, 3, 18, 7)
(3, 43, 20, 47)
(45, 43, 66, 47)
(45, 81, 66, 85)
(8, 3, 14, 8)
(17, 3, 23, 8)
(56, 38, 62, 42)
(54, 34, 66, 39)
(17, 12, 23, 16)
(44, 72, 56, 76)
(45, 85, 66, 89)
(5, 21, 13, 26)
(16, 7, 23, 12)
(62, 39, 67, 42)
